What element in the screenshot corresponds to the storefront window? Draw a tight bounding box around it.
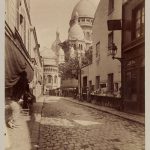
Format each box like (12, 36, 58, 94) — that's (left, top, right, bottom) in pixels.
(125, 70, 137, 101)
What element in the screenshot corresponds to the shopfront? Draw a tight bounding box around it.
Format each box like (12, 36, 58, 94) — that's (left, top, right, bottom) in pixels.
(123, 44, 144, 113)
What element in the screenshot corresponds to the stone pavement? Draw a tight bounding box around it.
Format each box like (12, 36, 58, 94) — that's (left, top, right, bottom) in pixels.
(6, 96, 145, 150)
(62, 97, 145, 125)
(38, 96, 145, 150)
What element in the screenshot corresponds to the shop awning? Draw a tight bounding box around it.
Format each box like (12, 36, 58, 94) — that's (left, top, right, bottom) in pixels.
(5, 35, 34, 88)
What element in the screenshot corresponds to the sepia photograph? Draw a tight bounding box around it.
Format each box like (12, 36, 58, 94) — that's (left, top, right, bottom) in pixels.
(4, 0, 146, 149)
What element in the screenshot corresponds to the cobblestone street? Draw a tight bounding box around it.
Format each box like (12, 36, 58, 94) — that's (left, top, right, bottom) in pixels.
(37, 96, 144, 150)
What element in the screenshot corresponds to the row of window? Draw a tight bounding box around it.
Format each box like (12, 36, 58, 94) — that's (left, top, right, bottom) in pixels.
(78, 18, 93, 24)
(47, 75, 58, 84)
(44, 68, 57, 72)
(71, 43, 83, 50)
(86, 74, 119, 93)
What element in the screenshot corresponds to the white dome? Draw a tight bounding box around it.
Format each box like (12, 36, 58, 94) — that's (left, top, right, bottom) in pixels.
(41, 48, 56, 59)
(68, 12, 84, 41)
(71, 0, 95, 19)
(68, 24, 84, 41)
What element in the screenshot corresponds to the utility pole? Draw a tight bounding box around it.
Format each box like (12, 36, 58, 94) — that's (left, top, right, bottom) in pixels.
(78, 51, 82, 101)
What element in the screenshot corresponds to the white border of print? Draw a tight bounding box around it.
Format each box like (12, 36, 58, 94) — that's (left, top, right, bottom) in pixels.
(0, 0, 149, 150)
(0, 0, 5, 149)
(145, 0, 150, 150)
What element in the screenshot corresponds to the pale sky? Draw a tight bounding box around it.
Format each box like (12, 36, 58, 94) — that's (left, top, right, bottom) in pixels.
(30, 0, 100, 51)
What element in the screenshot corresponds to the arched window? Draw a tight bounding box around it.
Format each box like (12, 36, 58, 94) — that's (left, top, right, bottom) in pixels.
(74, 44, 76, 50)
(54, 76, 57, 83)
(81, 44, 83, 50)
(79, 44, 81, 49)
(47, 75, 52, 83)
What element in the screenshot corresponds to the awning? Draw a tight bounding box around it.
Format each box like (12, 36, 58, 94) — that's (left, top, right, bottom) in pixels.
(5, 35, 34, 88)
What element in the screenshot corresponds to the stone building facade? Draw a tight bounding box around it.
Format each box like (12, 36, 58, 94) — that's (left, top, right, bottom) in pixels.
(68, 0, 96, 58)
(5, 0, 42, 98)
(122, 0, 145, 112)
(41, 31, 65, 94)
(61, 0, 97, 91)
(82, 0, 122, 97)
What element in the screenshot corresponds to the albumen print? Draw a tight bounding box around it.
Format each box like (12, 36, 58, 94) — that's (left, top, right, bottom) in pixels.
(4, 0, 145, 150)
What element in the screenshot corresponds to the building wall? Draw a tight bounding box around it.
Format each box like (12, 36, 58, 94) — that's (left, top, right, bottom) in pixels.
(122, 0, 145, 112)
(81, 0, 122, 95)
(5, 0, 42, 98)
(122, 0, 144, 46)
(5, 0, 32, 52)
(5, 0, 17, 32)
(43, 62, 61, 94)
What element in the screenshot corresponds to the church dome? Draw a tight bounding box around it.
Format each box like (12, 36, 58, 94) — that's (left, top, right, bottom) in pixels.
(71, 0, 95, 20)
(68, 24, 84, 41)
(68, 12, 84, 41)
(41, 48, 56, 59)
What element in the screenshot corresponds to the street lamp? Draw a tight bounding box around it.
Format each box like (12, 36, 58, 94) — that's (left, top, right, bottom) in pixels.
(77, 50, 82, 101)
(108, 42, 124, 111)
(108, 43, 123, 62)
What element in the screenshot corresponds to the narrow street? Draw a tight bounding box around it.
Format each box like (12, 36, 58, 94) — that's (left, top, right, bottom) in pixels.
(4, 0, 146, 150)
(37, 96, 144, 150)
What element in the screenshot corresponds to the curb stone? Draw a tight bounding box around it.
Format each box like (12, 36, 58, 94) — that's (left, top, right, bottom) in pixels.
(62, 97, 145, 125)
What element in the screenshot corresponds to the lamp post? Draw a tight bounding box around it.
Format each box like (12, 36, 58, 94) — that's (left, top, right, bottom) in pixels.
(109, 43, 123, 62)
(77, 50, 82, 101)
(108, 42, 124, 111)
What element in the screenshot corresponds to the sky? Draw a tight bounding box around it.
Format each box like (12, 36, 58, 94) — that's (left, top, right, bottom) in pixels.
(30, 0, 100, 51)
